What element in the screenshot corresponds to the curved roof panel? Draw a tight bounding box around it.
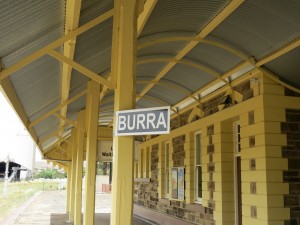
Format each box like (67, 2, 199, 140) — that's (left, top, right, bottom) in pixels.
(140, 0, 231, 37)
(207, 0, 300, 60)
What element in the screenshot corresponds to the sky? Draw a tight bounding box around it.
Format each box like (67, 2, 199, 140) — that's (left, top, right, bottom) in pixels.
(0, 90, 42, 169)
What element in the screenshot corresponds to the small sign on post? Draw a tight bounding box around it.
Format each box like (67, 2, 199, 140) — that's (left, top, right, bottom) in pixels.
(115, 106, 170, 136)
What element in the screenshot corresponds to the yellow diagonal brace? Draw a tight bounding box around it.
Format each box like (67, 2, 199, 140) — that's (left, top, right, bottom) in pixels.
(53, 113, 78, 128)
(0, 9, 113, 81)
(136, 0, 244, 101)
(48, 50, 112, 89)
(29, 90, 86, 128)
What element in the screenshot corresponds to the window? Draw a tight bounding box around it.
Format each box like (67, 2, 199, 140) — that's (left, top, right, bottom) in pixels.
(165, 142, 170, 197)
(195, 132, 202, 203)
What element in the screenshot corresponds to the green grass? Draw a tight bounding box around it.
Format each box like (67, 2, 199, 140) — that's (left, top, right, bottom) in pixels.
(0, 180, 61, 219)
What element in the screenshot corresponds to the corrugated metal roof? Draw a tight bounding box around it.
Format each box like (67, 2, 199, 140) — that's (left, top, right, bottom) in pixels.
(136, 62, 169, 79)
(0, 0, 65, 142)
(67, 0, 114, 121)
(66, 95, 86, 119)
(208, 0, 300, 60)
(74, 19, 113, 73)
(140, 0, 231, 37)
(146, 85, 187, 106)
(138, 41, 189, 58)
(33, 116, 59, 139)
(265, 47, 300, 88)
(185, 42, 244, 74)
(163, 64, 215, 93)
(0, 0, 65, 67)
(136, 98, 160, 109)
(9, 55, 61, 121)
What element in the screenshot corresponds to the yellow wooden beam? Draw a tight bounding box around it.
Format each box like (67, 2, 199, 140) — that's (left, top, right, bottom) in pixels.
(66, 164, 72, 213)
(137, 57, 228, 83)
(38, 126, 67, 145)
(110, 0, 138, 224)
(74, 110, 85, 225)
(69, 129, 77, 222)
(198, 0, 245, 38)
(53, 113, 78, 128)
(48, 50, 112, 89)
(136, 0, 244, 101)
(29, 90, 86, 128)
(99, 75, 112, 102)
(137, 0, 157, 37)
(256, 38, 300, 66)
(43, 145, 59, 156)
(138, 94, 170, 106)
(109, 0, 154, 91)
(171, 61, 253, 111)
(60, 0, 83, 141)
(138, 36, 250, 62)
(83, 81, 100, 225)
(0, 78, 43, 150)
(56, 135, 73, 146)
(137, 79, 192, 95)
(0, 9, 113, 82)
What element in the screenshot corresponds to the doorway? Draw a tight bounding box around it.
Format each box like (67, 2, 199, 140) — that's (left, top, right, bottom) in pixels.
(233, 121, 242, 225)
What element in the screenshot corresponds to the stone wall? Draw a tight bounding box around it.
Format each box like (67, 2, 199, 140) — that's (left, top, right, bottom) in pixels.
(282, 109, 300, 225)
(134, 138, 214, 225)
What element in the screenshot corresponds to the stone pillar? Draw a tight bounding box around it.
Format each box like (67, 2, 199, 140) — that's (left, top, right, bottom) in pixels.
(241, 74, 289, 225)
(202, 124, 215, 224)
(213, 122, 235, 225)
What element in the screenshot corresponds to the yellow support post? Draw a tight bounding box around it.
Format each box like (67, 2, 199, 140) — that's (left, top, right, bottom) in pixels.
(110, 1, 138, 225)
(83, 81, 100, 225)
(74, 110, 85, 225)
(69, 128, 78, 222)
(66, 164, 71, 213)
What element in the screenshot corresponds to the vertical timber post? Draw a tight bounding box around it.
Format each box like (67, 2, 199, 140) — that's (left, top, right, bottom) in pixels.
(110, 0, 138, 225)
(69, 128, 78, 222)
(74, 110, 86, 225)
(66, 163, 72, 213)
(83, 80, 100, 225)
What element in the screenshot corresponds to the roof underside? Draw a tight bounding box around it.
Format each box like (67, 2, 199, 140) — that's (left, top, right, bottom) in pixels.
(0, 0, 300, 154)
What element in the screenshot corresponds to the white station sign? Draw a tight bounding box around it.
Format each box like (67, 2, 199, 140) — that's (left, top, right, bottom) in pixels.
(97, 141, 113, 162)
(115, 106, 170, 136)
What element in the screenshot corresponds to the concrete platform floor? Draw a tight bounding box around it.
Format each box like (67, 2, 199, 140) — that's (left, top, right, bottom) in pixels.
(5, 190, 156, 225)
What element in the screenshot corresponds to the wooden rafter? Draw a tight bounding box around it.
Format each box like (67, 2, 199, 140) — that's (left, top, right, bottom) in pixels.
(29, 90, 86, 128)
(53, 113, 78, 128)
(0, 9, 113, 82)
(107, 0, 157, 96)
(256, 38, 300, 66)
(137, 0, 157, 37)
(48, 50, 112, 88)
(136, 0, 245, 101)
(0, 78, 43, 152)
(59, 0, 82, 143)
